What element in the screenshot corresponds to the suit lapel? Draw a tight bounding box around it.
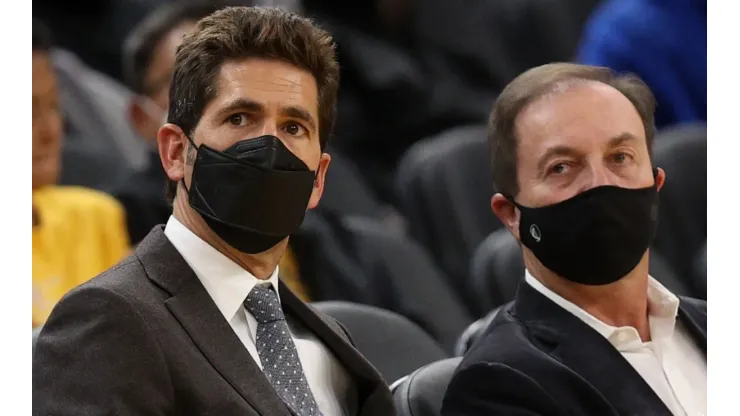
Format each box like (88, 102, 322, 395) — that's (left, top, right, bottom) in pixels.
(513, 282, 673, 416)
(137, 227, 292, 416)
(279, 281, 390, 415)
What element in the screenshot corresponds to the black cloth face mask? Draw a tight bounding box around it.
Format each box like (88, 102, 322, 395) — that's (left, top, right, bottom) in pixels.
(183, 135, 316, 254)
(510, 170, 660, 286)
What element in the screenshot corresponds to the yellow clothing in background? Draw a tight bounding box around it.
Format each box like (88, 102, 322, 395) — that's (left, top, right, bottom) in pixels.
(279, 246, 311, 302)
(32, 186, 130, 326)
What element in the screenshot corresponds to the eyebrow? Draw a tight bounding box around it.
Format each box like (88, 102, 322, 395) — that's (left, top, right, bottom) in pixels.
(280, 106, 317, 133)
(215, 97, 317, 133)
(607, 132, 639, 148)
(215, 98, 265, 120)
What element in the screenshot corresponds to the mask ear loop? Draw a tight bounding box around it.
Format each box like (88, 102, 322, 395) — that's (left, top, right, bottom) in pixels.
(180, 133, 199, 194)
(500, 194, 524, 231)
(504, 194, 524, 209)
(649, 166, 661, 190)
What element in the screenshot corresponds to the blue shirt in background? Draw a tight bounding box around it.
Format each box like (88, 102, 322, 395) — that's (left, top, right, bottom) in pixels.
(578, 0, 706, 128)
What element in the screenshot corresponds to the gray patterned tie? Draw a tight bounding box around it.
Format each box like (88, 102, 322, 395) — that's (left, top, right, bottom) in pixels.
(244, 284, 322, 416)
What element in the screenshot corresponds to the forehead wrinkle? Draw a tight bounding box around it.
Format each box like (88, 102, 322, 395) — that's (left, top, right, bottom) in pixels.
(219, 68, 306, 94)
(516, 79, 629, 135)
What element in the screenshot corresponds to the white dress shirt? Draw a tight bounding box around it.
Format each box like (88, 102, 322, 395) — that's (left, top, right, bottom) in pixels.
(165, 216, 355, 416)
(525, 271, 706, 416)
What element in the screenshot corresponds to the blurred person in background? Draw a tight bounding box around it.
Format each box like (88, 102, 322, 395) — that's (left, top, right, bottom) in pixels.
(33, 8, 394, 415)
(114, 1, 229, 244)
(32, 20, 130, 327)
(32, 0, 172, 82)
(34, 1, 160, 184)
(578, 0, 707, 128)
(442, 63, 706, 416)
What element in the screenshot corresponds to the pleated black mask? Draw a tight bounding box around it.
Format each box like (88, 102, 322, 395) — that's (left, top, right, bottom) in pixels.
(184, 135, 316, 254)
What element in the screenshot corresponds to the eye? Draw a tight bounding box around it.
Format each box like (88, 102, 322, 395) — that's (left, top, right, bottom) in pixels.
(548, 162, 570, 176)
(283, 122, 307, 137)
(226, 113, 248, 126)
(611, 152, 633, 165)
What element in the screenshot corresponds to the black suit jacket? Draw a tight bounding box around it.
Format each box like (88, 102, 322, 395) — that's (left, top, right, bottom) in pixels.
(442, 282, 707, 416)
(33, 227, 395, 416)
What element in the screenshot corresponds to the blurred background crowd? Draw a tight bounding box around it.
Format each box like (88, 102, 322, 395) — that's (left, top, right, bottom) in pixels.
(32, 0, 706, 362)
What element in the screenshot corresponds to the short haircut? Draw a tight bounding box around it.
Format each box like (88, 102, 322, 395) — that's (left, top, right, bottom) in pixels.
(488, 62, 656, 198)
(164, 6, 339, 202)
(33, 19, 53, 52)
(122, 1, 238, 94)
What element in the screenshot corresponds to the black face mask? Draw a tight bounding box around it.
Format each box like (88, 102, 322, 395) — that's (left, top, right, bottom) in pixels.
(184, 135, 316, 254)
(510, 171, 660, 285)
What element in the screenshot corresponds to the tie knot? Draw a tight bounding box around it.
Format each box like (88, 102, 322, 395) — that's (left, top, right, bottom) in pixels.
(244, 284, 284, 323)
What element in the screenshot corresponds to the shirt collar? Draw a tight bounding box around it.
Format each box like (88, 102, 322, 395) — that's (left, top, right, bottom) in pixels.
(524, 270, 680, 348)
(164, 216, 281, 323)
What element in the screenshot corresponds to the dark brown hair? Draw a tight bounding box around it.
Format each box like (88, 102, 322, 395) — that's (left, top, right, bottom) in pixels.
(165, 6, 339, 202)
(488, 62, 656, 198)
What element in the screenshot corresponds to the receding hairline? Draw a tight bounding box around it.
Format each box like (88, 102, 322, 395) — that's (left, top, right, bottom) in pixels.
(514, 78, 646, 131)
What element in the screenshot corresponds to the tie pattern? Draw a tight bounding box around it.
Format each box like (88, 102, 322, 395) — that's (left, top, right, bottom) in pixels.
(244, 284, 322, 416)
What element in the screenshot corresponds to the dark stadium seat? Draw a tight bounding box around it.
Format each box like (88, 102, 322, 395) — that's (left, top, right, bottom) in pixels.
(392, 357, 462, 416)
(312, 301, 449, 383)
(294, 213, 473, 353)
(395, 125, 501, 315)
(694, 242, 707, 298)
(651, 123, 707, 299)
(320, 149, 389, 219)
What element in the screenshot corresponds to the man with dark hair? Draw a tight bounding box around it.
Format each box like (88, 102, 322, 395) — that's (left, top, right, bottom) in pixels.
(33, 7, 395, 416)
(442, 63, 706, 415)
(113, 1, 229, 244)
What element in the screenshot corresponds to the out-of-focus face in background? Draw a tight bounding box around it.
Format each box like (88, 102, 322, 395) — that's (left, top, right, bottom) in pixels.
(513, 81, 663, 211)
(32, 50, 63, 190)
(130, 21, 196, 143)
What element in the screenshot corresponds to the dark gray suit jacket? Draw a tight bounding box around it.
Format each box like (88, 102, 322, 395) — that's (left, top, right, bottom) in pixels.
(33, 227, 395, 416)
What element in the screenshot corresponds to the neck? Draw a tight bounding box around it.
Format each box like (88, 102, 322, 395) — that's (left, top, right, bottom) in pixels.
(526, 251, 652, 341)
(172, 187, 286, 280)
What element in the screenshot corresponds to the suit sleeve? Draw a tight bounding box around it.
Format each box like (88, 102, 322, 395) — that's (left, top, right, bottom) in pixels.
(441, 362, 567, 416)
(33, 285, 173, 416)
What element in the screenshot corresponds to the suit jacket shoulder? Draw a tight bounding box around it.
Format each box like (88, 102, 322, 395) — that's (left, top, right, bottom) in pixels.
(33, 254, 177, 416)
(35, 227, 394, 416)
(443, 283, 682, 416)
